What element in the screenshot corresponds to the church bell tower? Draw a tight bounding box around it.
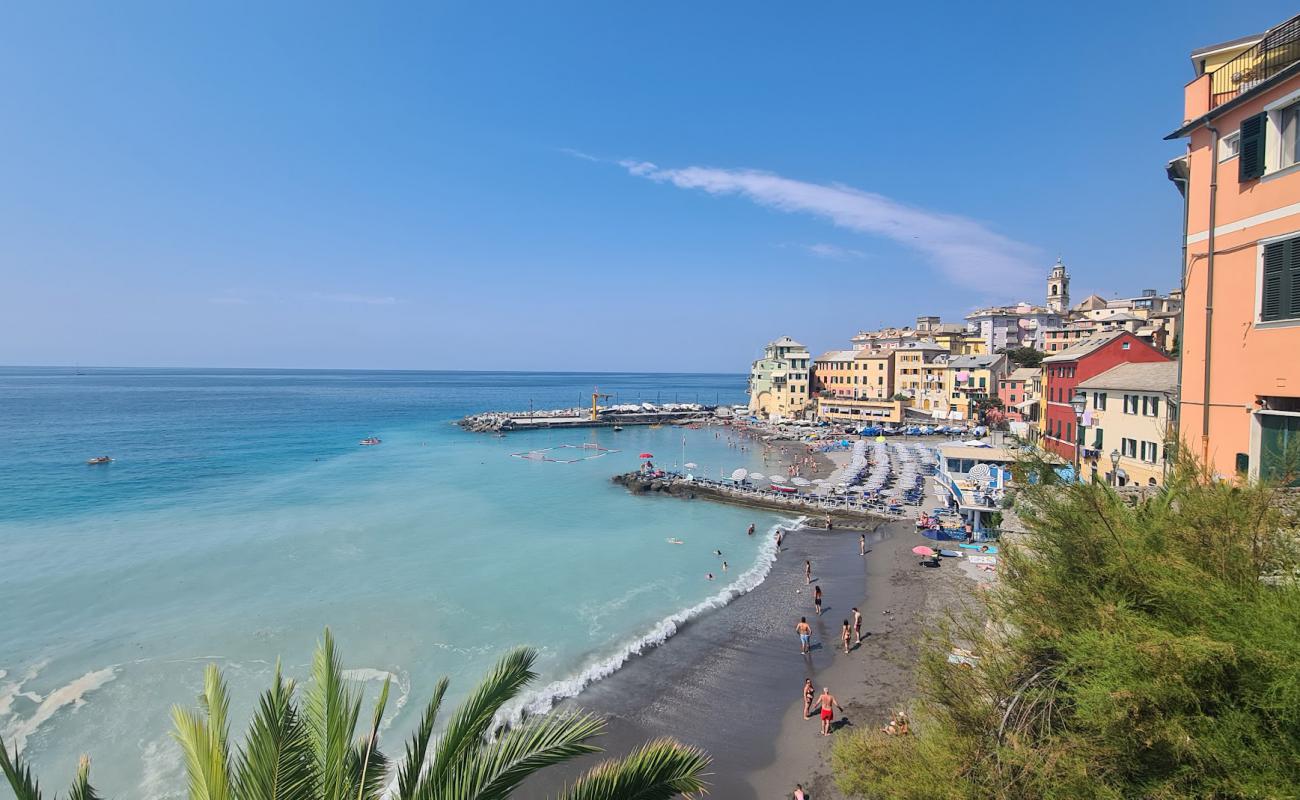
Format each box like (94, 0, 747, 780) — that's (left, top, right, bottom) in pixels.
(1047, 258, 1070, 314)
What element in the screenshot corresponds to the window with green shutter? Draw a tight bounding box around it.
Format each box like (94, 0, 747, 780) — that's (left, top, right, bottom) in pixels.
(1239, 112, 1267, 181)
(1261, 236, 1300, 322)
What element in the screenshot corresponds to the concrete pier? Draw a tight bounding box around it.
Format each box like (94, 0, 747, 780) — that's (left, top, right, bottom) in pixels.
(611, 472, 894, 530)
(460, 408, 717, 433)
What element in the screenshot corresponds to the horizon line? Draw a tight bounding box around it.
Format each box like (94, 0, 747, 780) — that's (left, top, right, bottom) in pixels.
(0, 364, 750, 377)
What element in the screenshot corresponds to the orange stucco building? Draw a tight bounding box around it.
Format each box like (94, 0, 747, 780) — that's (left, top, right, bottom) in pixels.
(1167, 13, 1300, 483)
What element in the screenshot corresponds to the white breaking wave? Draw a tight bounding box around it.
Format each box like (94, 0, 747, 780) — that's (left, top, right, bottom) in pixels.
(498, 517, 805, 726)
(341, 667, 411, 731)
(1, 666, 117, 752)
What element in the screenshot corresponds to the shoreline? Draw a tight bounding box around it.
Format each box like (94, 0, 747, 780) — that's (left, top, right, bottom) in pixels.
(519, 518, 965, 799)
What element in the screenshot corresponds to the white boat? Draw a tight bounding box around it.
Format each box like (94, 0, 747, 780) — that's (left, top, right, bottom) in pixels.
(86, 456, 112, 465)
(359, 437, 382, 446)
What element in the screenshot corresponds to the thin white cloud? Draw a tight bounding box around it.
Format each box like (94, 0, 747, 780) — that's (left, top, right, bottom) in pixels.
(617, 160, 1038, 290)
(804, 243, 867, 261)
(558, 147, 602, 163)
(310, 292, 398, 306)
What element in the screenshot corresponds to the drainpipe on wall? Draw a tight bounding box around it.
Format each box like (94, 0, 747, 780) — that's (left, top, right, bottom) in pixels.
(1201, 124, 1220, 469)
(1165, 155, 1191, 483)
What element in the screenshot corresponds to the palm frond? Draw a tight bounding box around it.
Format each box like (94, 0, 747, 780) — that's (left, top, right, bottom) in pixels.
(305, 629, 364, 800)
(65, 755, 101, 800)
(353, 675, 391, 800)
(557, 738, 711, 800)
(419, 647, 537, 797)
(438, 711, 605, 800)
(394, 677, 449, 800)
(235, 662, 315, 800)
(0, 733, 42, 800)
(171, 664, 234, 800)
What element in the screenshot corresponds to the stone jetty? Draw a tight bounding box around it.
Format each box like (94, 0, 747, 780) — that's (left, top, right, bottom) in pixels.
(460, 403, 719, 433)
(612, 472, 890, 530)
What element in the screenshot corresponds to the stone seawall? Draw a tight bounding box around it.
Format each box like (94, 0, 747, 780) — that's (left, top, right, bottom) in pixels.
(611, 472, 887, 531)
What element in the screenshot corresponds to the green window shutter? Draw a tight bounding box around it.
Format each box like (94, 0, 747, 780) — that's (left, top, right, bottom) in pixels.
(1239, 112, 1267, 181)
(1290, 238, 1300, 319)
(1261, 239, 1290, 321)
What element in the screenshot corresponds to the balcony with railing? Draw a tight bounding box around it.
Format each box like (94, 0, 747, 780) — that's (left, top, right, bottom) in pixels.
(1210, 14, 1300, 109)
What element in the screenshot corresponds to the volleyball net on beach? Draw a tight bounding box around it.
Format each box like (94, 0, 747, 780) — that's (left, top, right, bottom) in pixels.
(510, 443, 620, 463)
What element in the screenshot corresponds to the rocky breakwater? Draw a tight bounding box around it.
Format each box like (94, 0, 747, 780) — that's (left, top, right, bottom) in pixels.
(612, 472, 885, 531)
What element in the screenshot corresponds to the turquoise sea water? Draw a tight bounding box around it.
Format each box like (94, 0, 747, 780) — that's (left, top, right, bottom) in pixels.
(0, 369, 788, 798)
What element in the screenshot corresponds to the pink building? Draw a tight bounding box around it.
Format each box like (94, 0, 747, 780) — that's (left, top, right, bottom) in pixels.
(1167, 13, 1300, 482)
(998, 367, 1039, 423)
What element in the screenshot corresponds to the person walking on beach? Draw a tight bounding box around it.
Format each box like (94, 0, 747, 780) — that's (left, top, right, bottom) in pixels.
(813, 585, 823, 615)
(860, 532, 866, 556)
(852, 607, 863, 645)
(793, 784, 807, 800)
(842, 619, 852, 654)
(825, 514, 834, 531)
(817, 687, 844, 736)
(775, 528, 784, 548)
(805, 559, 812, 585)
(796, 617, 812, 654)
(802, 678, 815, 719)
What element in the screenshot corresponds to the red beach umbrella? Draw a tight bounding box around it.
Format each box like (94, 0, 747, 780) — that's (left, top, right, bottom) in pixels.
(911, 545, 936, 556)
(639, 452, 654, 459)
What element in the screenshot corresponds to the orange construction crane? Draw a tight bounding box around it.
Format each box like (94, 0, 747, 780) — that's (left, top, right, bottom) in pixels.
(591, 389, 613, 421)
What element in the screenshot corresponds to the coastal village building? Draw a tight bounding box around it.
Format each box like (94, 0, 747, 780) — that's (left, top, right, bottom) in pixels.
(747, 336, 812, 420)
(1041, 322, 1090, 353)
(893, 340, 950, 411)
(853, 349, 896, 399)
(1040, 332, 1172, 464)
(1077, 362, 1179, 486)
(811, 350, 857, 397)
(815, 397, 906, 427)
(944, 353, 1008, 422)
(998, 366, 1040, 424)
(813, 348, 896, 401)
(964, 263, 1069, 351)
(937, 443, 1019, 534)
(1166, 11, 1300, 482)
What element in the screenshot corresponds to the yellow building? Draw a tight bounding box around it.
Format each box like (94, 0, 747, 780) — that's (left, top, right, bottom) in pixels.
(893, 340, 949, 410)
(747, 336, 812, 419)
(960, 334, 988, 355)
(852, 349, 895, 399)
(944, 353, 1008, 421)
(1076, 362, 1178, 486)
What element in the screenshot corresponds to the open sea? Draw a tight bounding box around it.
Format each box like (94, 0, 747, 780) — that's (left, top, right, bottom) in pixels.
(0, 368, 789, 798)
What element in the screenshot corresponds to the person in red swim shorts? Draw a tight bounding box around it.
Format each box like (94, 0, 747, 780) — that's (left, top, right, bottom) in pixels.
(817, 687, 844, 736)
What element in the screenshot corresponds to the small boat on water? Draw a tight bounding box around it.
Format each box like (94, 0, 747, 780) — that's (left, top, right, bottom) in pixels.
(612, 425, 624, 431)
(359, 437, 382, 446)
(86, 456, 113, 465)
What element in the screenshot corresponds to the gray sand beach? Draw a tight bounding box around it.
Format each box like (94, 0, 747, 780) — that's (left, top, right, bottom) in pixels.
(522, 515, 975, 799)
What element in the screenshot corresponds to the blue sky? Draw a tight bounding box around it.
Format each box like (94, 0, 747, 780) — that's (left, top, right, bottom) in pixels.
(1, 1, 1294, 372)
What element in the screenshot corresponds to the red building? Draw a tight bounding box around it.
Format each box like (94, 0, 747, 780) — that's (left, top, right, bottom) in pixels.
(1040, 332, 1170, 462)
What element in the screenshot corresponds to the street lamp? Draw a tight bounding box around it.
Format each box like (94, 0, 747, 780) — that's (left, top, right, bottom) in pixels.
(1110, 448, 1121, 487)
(1070, 391, 1087, 482)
